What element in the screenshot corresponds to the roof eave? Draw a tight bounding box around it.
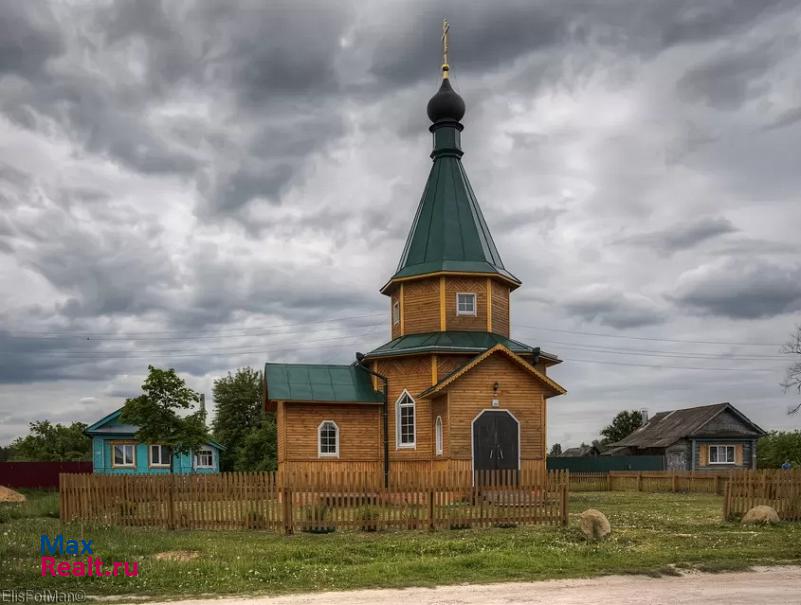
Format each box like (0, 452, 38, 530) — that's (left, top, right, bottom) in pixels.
(380, 270, 522, 295)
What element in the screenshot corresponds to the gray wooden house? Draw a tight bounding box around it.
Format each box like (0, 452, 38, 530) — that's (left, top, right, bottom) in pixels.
(606, 403, 765, 471)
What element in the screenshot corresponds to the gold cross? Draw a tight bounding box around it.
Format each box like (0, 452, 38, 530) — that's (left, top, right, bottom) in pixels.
(441, 18, 449, 79)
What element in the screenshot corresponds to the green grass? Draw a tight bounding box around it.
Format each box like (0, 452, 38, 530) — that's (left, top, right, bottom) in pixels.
(1, 491, 800, 602)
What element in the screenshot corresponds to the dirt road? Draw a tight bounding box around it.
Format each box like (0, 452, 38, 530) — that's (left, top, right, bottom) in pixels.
(134, 566, 801, 605)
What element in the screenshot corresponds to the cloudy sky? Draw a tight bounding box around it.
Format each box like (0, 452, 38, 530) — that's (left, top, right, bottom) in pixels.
(1, 0, 800, 448)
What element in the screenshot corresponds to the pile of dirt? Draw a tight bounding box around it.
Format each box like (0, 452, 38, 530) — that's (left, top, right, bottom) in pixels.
(742, 505, 780, 525)
(153, 551, 200, 562)
(579, 508, 611, 540)
(0, 486, 26, 503)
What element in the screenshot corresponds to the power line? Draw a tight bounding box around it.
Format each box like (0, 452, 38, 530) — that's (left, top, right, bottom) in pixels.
(0, 325, 387, 355)
(516, 323, 782, 347)
(6, 312, 387, 340)
(0, 330, 388, 359)
(526, 337, 788, 361)
(557, 357, 777, 373)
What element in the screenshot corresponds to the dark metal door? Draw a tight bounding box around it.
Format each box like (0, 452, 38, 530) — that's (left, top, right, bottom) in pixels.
(473, 411, 519, 471)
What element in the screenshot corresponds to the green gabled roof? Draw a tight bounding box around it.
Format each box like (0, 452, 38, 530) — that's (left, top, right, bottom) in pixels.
(364, 331, 545, 359)
(264, 363, 384, 404)
(385, 155, 520, 290)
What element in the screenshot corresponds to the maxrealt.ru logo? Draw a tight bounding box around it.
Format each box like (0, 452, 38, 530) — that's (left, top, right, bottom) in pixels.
(40, 534, 138, 577)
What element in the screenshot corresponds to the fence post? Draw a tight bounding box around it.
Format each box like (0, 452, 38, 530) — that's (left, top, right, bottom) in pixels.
(637, 472, 642, 492)
(428, 488, 435, 531)
(723, 480, 731, 521)
(282, 487, 293, 535)
(671, 470, 677, 493)
(560, 483, 568, 526)
(167, 475, 175, 530)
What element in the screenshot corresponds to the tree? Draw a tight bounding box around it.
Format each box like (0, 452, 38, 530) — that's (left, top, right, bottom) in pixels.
(548, 443, 562, 457)
(211, 367, 264, 470)
(234, 413, 277, 472)
(757, 431, 801, 468)
(120, 365, 209, 473)
(600, 410, 643, 445)
(8, 421, 91, 461)
(0, 445, 10, 461)
(782, 325, 801, 414)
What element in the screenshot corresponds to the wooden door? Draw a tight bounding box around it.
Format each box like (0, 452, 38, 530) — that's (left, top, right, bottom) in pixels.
(473, 410, 519, 471)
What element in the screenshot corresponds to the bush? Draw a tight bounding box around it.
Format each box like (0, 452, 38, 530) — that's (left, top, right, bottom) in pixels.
(757, 431, 801, 468)
(357, 505, 380, 532)
(301, 503, 334, 534)
(401, 506, 421, 530)
(444, 503, 472, 530)
(245, 509, 266, 530)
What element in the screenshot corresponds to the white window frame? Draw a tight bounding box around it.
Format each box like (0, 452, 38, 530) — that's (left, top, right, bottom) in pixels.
(392, 300, 400, 325)
(709, 444, 736, 465)
(396, 390, 416, 449)
(112, 443, 135, 468)
(318, 420, 339, 458)
(456, 292, 477, 316)
(149, 444, 171, 467)
(194, 447, 214, 469)
(435, 416, 443, 456)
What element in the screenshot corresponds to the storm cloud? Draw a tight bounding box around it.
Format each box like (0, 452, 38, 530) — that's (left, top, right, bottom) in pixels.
(1, 0, 800, 447)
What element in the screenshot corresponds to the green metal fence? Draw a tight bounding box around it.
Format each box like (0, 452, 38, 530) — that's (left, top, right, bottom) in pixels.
(547, 455, 665, 473)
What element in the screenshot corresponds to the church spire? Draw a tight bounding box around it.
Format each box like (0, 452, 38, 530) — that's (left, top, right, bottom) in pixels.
(381, 21, 520, 294)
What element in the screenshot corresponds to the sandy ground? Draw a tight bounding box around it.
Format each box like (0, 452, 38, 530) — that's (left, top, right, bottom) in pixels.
(130, 566, 801, 605)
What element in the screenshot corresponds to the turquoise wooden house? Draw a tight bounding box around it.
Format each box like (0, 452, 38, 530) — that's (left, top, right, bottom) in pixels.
(84, 408, 223, 474)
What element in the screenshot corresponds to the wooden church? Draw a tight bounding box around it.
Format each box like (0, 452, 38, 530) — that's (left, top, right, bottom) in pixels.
(265, 30, 566, 482)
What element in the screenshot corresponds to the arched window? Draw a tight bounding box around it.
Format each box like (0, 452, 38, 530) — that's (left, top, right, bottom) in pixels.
(318, 420, 339, 457)
(435, 416, 443, 455)
(396, 390, 416, 448)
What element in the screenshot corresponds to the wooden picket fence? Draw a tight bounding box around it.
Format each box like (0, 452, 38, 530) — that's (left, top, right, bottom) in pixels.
(60, 469, 568, 533)
(724, 469, 801, 521)
(570, 471, 730, 495)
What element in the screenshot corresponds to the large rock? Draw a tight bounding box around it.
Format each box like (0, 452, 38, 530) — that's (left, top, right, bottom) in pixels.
(580, 508, 611, 540)
(0, 486, 26, 503)
(742, 505, 780, 525)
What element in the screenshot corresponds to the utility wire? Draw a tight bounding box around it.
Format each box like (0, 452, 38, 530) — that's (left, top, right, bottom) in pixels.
(5, 311, 386, 340)
(516, 323, 782, 347)
(523, 337, 788, 360)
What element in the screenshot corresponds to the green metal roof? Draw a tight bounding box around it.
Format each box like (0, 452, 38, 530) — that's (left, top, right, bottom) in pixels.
(264, 363, 384, 404)
(388, 155, 520, 287)
(365, 331, 541, 359)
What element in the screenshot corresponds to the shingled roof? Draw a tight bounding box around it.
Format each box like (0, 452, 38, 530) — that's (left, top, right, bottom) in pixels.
(611, 402, 765, 449)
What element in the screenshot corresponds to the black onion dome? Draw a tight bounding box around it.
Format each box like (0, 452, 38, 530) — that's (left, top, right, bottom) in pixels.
(426, 78, 466, 123)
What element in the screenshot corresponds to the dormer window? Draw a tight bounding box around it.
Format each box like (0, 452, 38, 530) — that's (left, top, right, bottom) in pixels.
(393, 300, 400, 325)
(456, 292, 476, 316)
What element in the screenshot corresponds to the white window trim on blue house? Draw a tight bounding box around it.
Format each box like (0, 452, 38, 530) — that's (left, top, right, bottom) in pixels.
(149, 444, 171, 468)
(112, 443, 135, 468)
(194, 447, 214, 469)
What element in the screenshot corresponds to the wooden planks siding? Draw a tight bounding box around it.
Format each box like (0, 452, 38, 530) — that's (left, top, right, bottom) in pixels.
(445, 276, 488, 332)
(374, 355, 435, 460)
(445, 354, 547, 462)
(282, 404, 382, 461)
(402, 277, 441, 334)
(490, 280, 510, 336)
